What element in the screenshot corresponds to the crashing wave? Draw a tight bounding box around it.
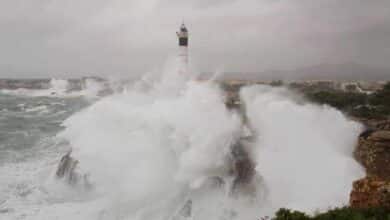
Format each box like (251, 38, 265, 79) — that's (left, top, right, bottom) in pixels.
(48, 66, 363, 219)
(0, 77, 110, 98)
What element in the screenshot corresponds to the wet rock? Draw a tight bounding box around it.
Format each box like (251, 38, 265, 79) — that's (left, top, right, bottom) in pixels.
(374, 120, 390, 130)
(368, 130, 390, 142)
(230, 140, 255, 187)
(178, 200, 192, 218)
(354, 123, 390, 181)
(56, 151, 91, 188)
(350, 176, 390, 209)
(228, 140, 262, 198)
(171, 200, 192, 220)
(359, 129, 375, 139)
(351, 121, 390, 208)
(56, 151, 78, 183)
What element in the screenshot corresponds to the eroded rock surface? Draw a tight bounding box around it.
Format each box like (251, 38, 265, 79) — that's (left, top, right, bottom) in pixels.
(350, 176, 390, 209)
(56, 151, 91, 188)
(355, 122, 390, 180)
(351, 120, 390, 208)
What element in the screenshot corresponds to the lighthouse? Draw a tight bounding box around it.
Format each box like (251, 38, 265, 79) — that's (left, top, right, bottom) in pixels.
(176, 23, 189, 73)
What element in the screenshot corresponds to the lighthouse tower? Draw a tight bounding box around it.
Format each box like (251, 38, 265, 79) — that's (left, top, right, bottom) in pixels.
(176, 23, 189, 73)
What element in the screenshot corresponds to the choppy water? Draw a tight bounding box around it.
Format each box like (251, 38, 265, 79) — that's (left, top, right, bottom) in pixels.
(0, 88, 95, 217)
(0, 73, 364, 220)
(0, 94, 89, 160)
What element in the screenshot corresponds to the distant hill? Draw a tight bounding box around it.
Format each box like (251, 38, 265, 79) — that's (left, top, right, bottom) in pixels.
(292, 63, 390, 81)
(216, 63, 390, 81)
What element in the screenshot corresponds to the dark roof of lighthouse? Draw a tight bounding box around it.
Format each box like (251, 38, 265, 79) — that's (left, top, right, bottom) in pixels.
(180, 24, 188, 32)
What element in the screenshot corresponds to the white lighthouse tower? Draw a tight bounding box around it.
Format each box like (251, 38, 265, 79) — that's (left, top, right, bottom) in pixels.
(176, 23, 189, 73)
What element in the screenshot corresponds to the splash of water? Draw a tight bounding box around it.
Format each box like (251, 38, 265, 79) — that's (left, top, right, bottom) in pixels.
(3, 62, 365, 219)
(49, 65, 240, 218)
(0, 78, 105, 98)
(241, 86, 364, 215)
(51, 68, 364, 219)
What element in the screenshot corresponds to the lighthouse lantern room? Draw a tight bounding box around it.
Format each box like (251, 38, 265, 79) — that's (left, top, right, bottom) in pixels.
(177, 23, 188, 46)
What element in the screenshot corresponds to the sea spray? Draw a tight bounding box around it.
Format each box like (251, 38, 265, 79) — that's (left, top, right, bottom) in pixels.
(2, 70, 367, 219)
(0, 78, 106, 98)
(58, 72, 245, 218)
(53, 77, 365, 219)
(241, 85, 365, 215)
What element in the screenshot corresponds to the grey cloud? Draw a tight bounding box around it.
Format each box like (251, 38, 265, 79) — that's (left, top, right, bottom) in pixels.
(0, 0, 389, 78)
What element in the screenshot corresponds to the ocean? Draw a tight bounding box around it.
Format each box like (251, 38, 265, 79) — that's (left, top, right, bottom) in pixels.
(0, 74, 364, 220)
(0, 84, 95, 219)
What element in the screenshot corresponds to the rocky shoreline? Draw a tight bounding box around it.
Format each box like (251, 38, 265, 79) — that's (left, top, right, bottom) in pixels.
(350, 120, 390, 209)
(224, 81, 390, 210)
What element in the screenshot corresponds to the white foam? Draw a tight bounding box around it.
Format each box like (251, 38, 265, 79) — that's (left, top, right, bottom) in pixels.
(60, 79, 242, 196)
(241, 85, 364, 215)
(0, 78, 105, 98)
(25, 105, 49, 113)
(2, 70, 365, 219)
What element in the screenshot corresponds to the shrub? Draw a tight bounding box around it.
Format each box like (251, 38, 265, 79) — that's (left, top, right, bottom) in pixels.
(303, 82, 390, 119)
(272, 207, 390, 220)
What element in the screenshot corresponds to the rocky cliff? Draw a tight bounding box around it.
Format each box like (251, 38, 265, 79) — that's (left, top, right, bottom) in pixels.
(350, 120, 390, 208)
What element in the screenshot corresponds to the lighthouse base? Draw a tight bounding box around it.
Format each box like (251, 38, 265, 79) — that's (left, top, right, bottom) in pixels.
(178, 46, 188, 74)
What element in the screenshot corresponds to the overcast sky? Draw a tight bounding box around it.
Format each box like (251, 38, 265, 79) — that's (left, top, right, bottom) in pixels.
(1, 0, 390, 78)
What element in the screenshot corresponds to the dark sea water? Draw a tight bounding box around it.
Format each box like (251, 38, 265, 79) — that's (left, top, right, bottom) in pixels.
(0, 94, 89, 162)
(0, 90, 93, 218)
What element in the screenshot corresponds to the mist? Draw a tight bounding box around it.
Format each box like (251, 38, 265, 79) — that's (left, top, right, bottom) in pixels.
(16, 62, 363, 219)
(242, 85, 364, 213)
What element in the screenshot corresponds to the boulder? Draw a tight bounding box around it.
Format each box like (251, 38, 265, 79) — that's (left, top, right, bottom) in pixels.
(375, 120, 390, 130)
(230, 140, 255, 187)
(351, 120, 390, 208)
(56, 151, 79, 183)
(368, 130, 390, 142)
(56, 151, 91, 188)
(354, 124, 390, 181)
(350, 176, 390, 209)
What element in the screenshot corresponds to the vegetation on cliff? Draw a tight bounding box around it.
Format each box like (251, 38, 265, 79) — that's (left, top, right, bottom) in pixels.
(303, 82, 390, 119)
(272, 207, 390, 220)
